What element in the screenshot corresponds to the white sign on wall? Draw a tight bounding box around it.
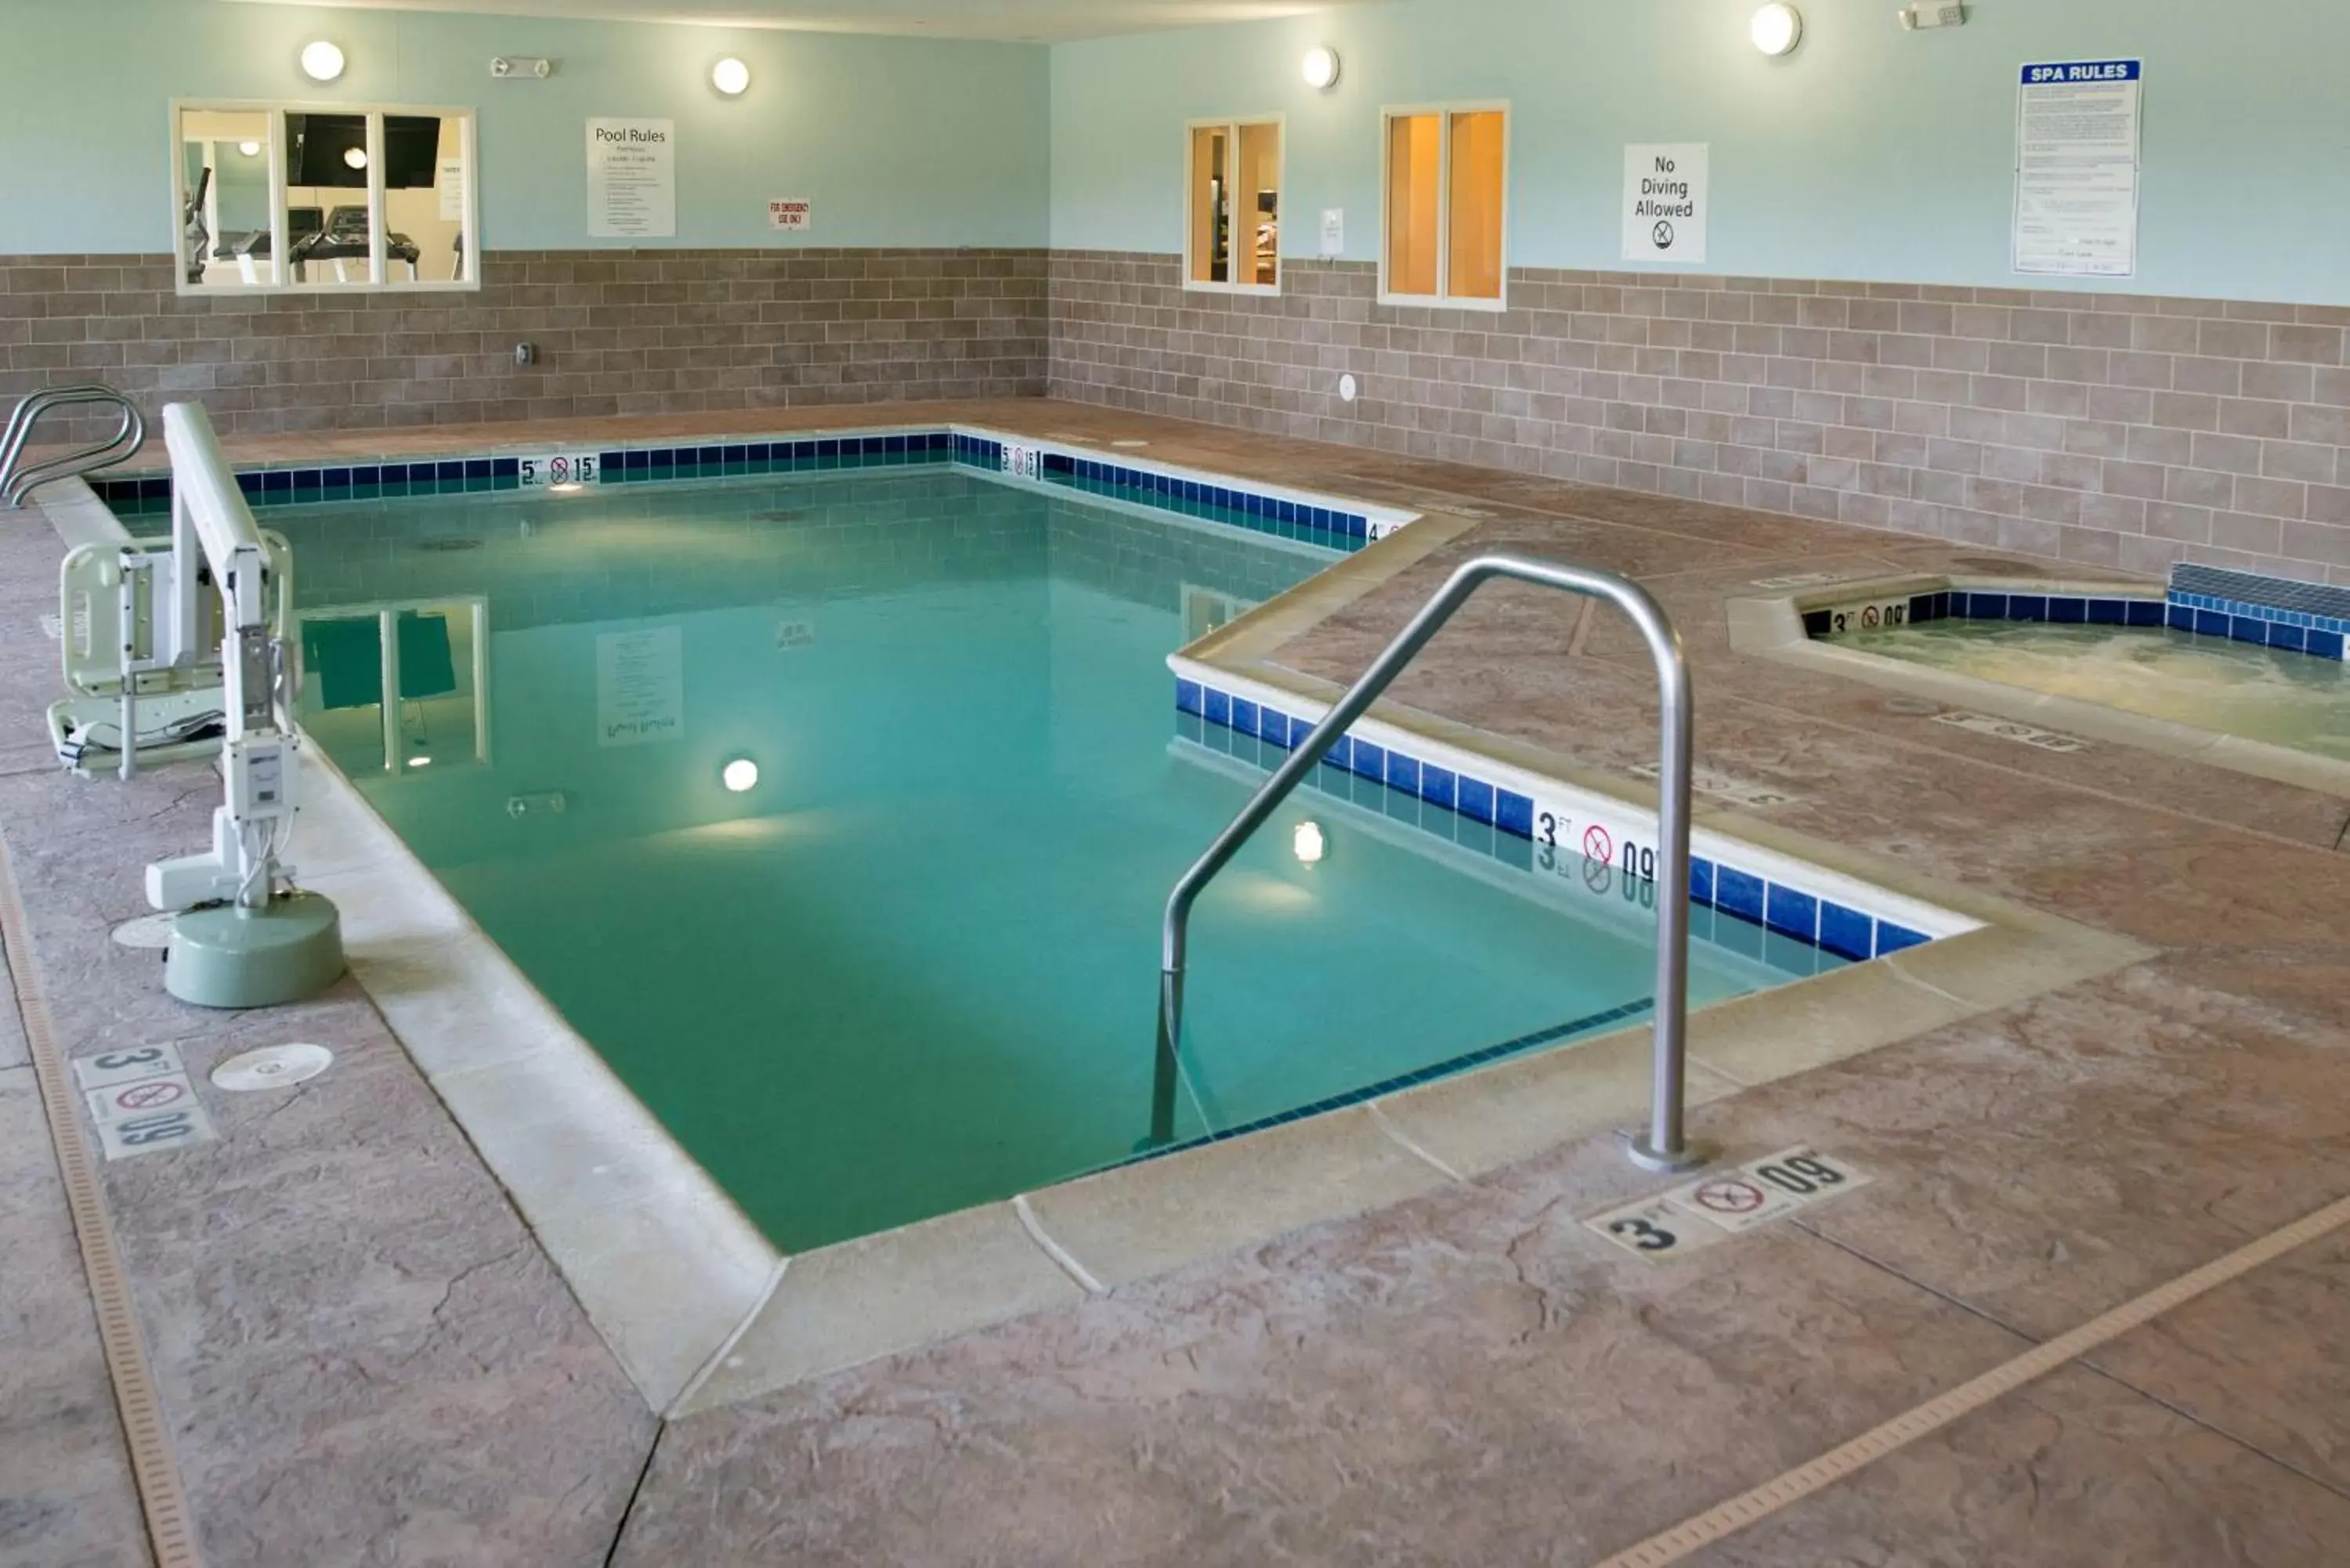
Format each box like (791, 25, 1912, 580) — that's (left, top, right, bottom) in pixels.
(595, 626, 684, 747)
(1622, 144, 1708, 265)
(767, 197, 813, 232)
(2012, 60, 2142, 277)
(437, 157, 466, 222)
(587, 117, 676, 239)
(1320, 208, 1345, 256)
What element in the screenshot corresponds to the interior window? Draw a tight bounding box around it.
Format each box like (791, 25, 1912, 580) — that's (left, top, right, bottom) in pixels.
(174, 102, 476, 295)
(1186, 118, 1281, 292)
(1383, 107, 1509, 306)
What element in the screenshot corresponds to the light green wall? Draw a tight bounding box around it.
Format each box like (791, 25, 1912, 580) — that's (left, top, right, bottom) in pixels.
(1050, 0, 2350, 302)
(1, 0, 1050, 252)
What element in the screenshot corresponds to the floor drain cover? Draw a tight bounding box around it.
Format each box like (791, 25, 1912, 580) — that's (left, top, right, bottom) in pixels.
(211, 1043, 334, 1092)
(110, 913, 177, 950)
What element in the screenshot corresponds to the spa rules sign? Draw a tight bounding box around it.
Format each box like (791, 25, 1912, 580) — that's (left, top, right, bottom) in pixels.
(587, 118, 676, 238)
(1624, 144, 1709, 264)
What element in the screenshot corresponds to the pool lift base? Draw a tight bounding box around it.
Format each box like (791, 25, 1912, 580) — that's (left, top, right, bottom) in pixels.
(164, 892, 343, 1010)
(1627, 1133, 1714, 1176)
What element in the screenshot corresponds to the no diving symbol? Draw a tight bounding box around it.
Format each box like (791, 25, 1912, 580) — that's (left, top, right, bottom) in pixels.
(1694, 1179, 1766, 1216)
(1862, 605, 1881, 628)
(549, 456, 572, 483)
(115, 1080, 185, 1111)
(1583, 824, 1614, 863)
(1652, 220, 1675, 251)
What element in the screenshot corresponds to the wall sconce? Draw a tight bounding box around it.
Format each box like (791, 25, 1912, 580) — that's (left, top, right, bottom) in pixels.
(299, 40, 346, 82)
(1751, 5, 1803, 56)
(237, 140, 262, 157)
(1301, 46, 1341, 91)
(711, 57, 751, 96)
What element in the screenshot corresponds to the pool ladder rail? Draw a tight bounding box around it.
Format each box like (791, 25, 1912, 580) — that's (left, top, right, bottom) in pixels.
(0, 382, 147, 508)
(1154, 551, 1710, 1175)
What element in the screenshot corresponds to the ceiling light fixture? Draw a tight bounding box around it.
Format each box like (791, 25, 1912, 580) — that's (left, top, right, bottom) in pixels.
(1751, 4, 1803, 56)
(300, 40, 346, 82)
(1301, 46, 1341, 91)
(711, 57, 751, 96)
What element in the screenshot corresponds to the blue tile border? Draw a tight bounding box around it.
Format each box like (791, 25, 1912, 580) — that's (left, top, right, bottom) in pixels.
(1179, 675, 1934, 966)
(1802, 576, 2348, 664)
(89, 425, 1393, 556)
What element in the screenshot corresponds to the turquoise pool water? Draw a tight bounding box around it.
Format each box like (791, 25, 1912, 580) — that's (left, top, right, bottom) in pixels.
(262, 468, 1835, 1250)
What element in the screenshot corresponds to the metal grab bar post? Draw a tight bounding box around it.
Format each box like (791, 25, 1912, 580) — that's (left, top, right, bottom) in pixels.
(1152, 551, 1710, 1174)
(1, 384, 147, 506)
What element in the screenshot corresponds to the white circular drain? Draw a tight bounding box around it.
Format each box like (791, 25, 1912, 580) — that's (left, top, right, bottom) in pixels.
(211, 1043, 335, 1092)
(110, 913, 178, 950)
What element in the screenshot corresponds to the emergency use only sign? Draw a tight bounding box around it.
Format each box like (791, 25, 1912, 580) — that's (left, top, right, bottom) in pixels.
(1623, 145, 1708, 264)
(2012, 60, 2142, 278)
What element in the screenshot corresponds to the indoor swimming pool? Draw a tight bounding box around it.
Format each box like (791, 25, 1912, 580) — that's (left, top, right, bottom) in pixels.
(1836, 618, 2350, 764)
(246, 464, 1839, 1251)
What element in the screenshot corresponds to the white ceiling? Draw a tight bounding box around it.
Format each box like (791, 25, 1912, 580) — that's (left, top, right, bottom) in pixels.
(228, 0, 1368, 45)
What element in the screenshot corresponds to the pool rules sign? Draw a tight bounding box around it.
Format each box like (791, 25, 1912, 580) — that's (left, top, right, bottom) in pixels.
(1623, 145, 1708, 265)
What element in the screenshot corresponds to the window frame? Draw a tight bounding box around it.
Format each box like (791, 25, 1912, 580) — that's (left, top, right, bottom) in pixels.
(168, 97, 482, 298)
(1377, 99, 1512, 313)
(1181, 113, 1286, 298)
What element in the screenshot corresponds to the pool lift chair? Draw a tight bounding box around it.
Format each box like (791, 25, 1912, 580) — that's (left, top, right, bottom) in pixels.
(70, 402, 342, 1007)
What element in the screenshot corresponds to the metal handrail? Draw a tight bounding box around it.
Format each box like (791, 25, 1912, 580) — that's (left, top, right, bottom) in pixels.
(0, 383, 146, 506)
(1152, 551, 1710, 1174)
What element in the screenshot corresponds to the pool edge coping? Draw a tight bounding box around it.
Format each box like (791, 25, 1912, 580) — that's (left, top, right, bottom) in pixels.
(1726, 573, 2350, 800)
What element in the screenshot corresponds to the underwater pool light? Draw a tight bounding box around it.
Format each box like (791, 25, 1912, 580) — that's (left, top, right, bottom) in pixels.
(722, 757, 760, 793)
(1293, 821, 1327, 865)
(343, 146, 368, 171)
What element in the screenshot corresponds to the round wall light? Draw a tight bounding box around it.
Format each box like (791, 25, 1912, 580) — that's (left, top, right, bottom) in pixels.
(1751, 4, 1803, 56)
(299, 40, 346, 82)
(237, 140, 262, 157)
(342, 146, 368, 171)
(1301, 45, 1341, 91)
(721, 757, 760, 793)
(711, 57, 751, 96)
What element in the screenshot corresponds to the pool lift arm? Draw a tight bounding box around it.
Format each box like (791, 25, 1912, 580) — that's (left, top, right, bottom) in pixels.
(142, 402, 344, 1008)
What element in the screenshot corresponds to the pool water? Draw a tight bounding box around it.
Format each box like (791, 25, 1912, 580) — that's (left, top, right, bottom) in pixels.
(1843, 620, 2350, 763)
(264, 467, 1831, 1250)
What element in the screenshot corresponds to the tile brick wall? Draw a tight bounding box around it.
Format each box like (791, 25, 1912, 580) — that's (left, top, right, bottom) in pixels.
(1048, 251, 2350, 587)
(0, 248, 1047, 439)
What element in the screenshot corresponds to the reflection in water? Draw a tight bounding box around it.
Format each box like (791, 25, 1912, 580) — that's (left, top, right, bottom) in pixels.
(1847, 621, 2350, 762)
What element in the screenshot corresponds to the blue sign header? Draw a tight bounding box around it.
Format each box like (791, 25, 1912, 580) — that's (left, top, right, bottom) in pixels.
(2021, 60, 2142, 86)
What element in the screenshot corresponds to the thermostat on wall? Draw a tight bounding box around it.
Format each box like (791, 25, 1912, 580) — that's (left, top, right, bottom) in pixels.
(490, 56, 555, 78)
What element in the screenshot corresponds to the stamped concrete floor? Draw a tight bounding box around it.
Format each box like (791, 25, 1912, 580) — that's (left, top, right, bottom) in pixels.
(5, 400, 2349, 1566)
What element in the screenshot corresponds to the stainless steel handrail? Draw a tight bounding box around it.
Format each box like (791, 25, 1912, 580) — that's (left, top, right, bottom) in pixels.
(1152, 551, 1710, 1174)
(0, 384, 147, 506)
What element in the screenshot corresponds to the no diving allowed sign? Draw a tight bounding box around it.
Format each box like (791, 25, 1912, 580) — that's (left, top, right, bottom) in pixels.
(1585, 1147, 1871, 1260)
(1623, 143, 1708, 265)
